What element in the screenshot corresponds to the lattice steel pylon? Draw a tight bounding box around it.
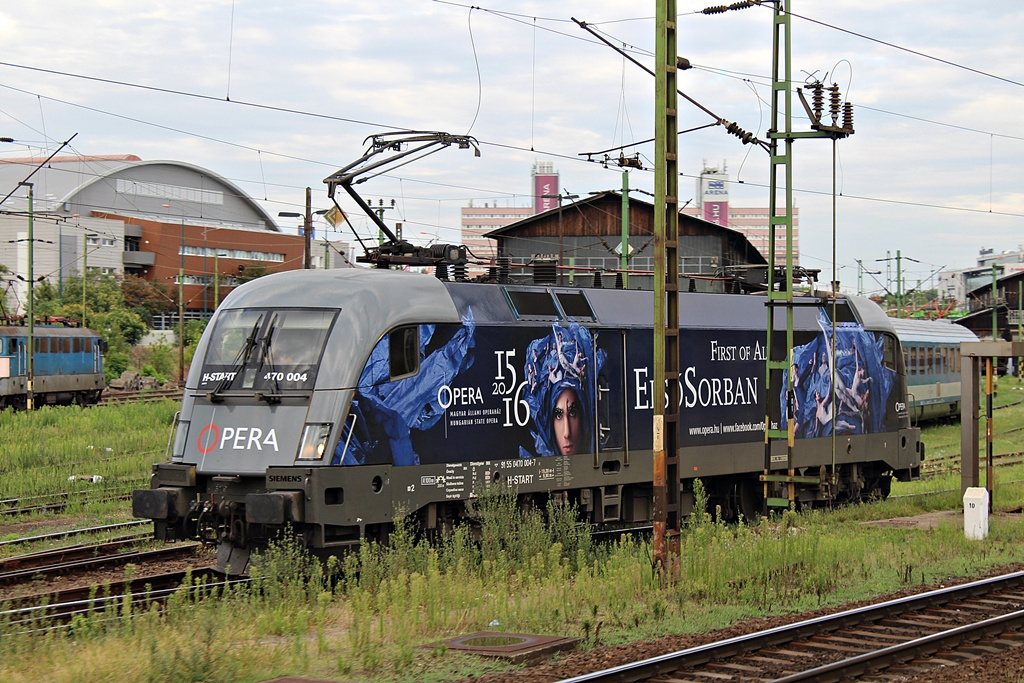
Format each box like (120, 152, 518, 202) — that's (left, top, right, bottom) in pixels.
(762, 1, 853, 510)
(653, 0, 681, 569)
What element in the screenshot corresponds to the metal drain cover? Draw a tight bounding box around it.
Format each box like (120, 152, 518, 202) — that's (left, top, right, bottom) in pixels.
(430, 631, 580, 664)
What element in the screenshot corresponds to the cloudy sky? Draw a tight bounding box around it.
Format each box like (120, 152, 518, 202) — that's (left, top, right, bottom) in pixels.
(1, 1, 1022, 296)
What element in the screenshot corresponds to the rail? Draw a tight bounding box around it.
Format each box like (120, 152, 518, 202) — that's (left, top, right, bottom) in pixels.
(99, 387, 183, 406)
(560, 570, 1024, 682)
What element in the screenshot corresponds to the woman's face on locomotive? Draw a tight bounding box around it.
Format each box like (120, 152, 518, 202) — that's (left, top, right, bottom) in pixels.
(552, 387, 583, 455)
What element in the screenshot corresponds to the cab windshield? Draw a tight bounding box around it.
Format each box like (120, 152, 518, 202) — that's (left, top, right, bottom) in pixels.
(199, 308, 336, 394)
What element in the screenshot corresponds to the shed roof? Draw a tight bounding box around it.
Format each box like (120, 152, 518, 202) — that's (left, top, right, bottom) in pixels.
(483, 191, 766, 266)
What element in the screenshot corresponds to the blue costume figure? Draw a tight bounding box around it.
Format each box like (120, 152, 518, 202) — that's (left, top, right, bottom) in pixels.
(334, 309, 476, 466)
(520, 323, 605, 457)
(782, 311, 894, 437)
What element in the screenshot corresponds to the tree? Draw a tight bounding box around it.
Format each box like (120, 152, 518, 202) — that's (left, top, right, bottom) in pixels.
(85, 309, 147, 353)
(32, 272, 147, 351)
(39, 271, 125, 317)
(31, 280, 63, 318)
(121, 273, 174, 324)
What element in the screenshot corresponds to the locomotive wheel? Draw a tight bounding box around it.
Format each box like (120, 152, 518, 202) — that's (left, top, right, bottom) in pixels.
(865, 473, 892, 501)
(737, 478, 762, 523)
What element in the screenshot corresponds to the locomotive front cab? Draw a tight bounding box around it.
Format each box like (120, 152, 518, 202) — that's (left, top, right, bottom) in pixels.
(133, 269, 465, 573)
(135, 305, 343, 570)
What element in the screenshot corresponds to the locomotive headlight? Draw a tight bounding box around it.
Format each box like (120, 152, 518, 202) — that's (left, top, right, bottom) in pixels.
(171, 417, 190, 460)
(297, 423, 333, 461)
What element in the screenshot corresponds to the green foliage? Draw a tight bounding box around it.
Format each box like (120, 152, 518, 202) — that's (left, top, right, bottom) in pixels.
(44, 272, 126, 315)
(183, 317, 208, 348)
(88, 309, 148, 351)
(235, 261, 272, 283)
(0, 401, 178, 505)
(31, 272, 148, 351)
(121, 273, 174, 318)
(30, 280, 62, 317)
(104, 351, 130, 382)
(140, 365, 168, 384)
(143, 341, 175, 378)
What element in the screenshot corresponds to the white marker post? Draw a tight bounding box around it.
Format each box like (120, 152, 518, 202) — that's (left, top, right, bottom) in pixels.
(963, 487, 989, 541)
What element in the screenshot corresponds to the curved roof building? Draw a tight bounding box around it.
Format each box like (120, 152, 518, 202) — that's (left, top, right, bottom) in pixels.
(0, 155, 305, 317)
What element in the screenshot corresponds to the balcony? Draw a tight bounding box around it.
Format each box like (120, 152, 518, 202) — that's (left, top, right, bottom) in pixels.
(123, 250, 156, 267)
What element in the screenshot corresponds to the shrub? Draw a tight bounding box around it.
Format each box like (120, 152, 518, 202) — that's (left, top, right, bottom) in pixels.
(140, 364, 168, 385)
(144, 342, 176, 378)
(105, 351, 130, 382)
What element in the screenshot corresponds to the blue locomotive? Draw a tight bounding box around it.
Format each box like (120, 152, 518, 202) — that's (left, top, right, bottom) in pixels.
(888, 317, 979, 422)
(0, 323, 105, 410)
(133, 268, 923, 573)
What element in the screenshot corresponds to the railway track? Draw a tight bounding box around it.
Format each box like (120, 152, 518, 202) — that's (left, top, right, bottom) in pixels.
(561, 570, 1024, 682)
(99, 387, 182, 406)
(2, 567, 233, 632)
(0, 489, 134, 517)
(0, 539, 201, 585)
(0, 520, 150, 549)
(922, 450, 1024, 481)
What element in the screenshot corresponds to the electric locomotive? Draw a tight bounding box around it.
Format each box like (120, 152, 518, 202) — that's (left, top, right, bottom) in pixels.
(133, 267, 922, 572)
(133, 131, 922, 572)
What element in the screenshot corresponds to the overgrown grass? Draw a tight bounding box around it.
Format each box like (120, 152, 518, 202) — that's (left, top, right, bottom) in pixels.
(3, 400, 1024, 681)
(4, 477, 1024, 682)
(0, 401, 179, 548)
(0, 401, 178, 499)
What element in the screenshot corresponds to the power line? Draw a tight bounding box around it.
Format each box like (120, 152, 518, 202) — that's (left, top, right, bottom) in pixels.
(0, 61, 403, 132)
(778, 7, 1024, 90)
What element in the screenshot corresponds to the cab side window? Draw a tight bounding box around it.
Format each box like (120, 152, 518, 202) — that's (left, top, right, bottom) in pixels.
(389, 326, 419, 380)
(883, 334, 902, 373)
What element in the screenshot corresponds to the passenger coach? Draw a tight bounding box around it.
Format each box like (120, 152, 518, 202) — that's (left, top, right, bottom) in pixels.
(889, 317, 978, 422)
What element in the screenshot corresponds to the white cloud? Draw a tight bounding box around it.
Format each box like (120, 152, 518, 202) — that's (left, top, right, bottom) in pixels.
(0, 0, 1022, 289)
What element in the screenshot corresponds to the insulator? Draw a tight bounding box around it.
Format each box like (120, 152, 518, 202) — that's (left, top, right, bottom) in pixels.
(843, 102, 854, 131)
(829, 84, 841, 125)
(705, 0, 755, 11)
(434, 263, 448, 280)
(498, 257, 510, 283)
(533, 260, 557, 285)
(452, 263, 466, 281)
(592, 271, 603, 288)
(688, 278, 697, 293)
(732, 277, 741, 294)
(811, 82, 824, 121)
(614, 272, 624, 290)
(725, 121, 755, 145)
(487, 265, 497, 280)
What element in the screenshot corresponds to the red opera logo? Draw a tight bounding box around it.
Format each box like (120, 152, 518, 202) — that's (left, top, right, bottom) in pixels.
(197, 424, 220, 454)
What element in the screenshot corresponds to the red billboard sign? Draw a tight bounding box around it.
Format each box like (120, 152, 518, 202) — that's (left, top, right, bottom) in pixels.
(534, 174, 559, 214)
(703, 201, 728, 227)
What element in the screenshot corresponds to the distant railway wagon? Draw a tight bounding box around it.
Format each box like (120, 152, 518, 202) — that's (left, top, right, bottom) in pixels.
(889, 317, 978, 422)
(0, 325, 105, 409)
